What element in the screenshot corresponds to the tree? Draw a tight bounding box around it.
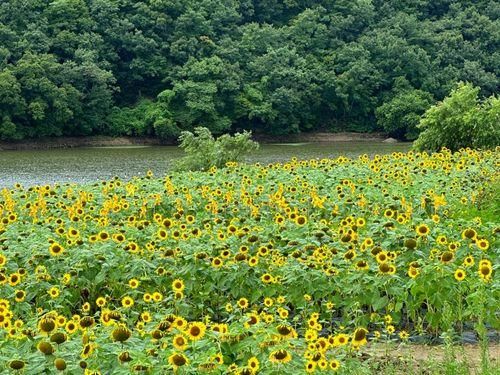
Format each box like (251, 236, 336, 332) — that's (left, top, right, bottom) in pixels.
(0, 0, 498, 140)
(414, 83, 500, 151)
(376, 79, 434, 140)
(173, 127, 259, 171)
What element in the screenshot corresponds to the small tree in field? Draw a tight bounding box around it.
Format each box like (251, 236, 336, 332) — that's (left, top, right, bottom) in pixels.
(173, 127, 259, 172)
(414, 83, 500, 152)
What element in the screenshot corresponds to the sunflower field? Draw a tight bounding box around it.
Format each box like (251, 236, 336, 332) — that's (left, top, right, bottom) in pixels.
(0, 148, 498, 374)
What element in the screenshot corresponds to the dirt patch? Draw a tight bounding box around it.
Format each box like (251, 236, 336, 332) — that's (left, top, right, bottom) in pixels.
(366, 343, 499, 372)
(0, 132, 393, 151)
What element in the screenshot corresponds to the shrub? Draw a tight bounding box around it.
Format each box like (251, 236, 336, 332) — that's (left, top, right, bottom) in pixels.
(106, 99, 156, 137)
(376, 89, 434, 140)
(173, 127, 259, 171)
(414, 83, 500, 151)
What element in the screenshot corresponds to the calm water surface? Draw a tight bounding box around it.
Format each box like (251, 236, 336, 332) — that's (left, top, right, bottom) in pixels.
(0, 142, 410, 188)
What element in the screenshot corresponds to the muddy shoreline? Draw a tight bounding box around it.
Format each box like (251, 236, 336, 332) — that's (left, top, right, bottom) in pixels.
(0, 132, 395, 151)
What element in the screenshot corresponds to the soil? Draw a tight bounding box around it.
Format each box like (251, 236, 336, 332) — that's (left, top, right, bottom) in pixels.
(0, 132, 392, 151)
(366, 343, 500, 372)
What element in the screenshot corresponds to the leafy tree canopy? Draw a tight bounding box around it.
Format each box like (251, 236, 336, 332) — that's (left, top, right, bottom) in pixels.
(0, 0, 498, 140)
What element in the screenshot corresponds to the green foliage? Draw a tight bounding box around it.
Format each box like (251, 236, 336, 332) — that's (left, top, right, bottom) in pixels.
(376, 80, 434, 140)
(0, 1, 499, 140)
(414, 83, 500, 151)
(173, 127, 259, 171)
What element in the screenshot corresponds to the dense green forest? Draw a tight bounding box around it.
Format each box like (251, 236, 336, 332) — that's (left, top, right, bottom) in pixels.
(0, 0, 498, 141)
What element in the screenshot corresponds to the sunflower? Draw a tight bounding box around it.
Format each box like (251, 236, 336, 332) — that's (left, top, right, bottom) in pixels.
(237, 298, 249, 310)
(378, 262, 392, 274)
(173, 334, 188, 350)
(461, 228, 477, 240)
(50, 332, 67, 344)
(37, 341, 55, 355)
(112, 325, 131, 342)
(82, 302, 91, 313)
(436, 235, 448, 245)
(186, 322, 206, 341)
(14, 290, 26, 302)
(355, 260, 369, 271)
(54, 358, 67, 371)
(352, 327, 368, 348)
(248, 256, 259, 267)
(454, 269, 466, 281)
(9, 360, 25, 370)
(79, 316, 95, 329)
(478, 263, 492, 281)
(121, 296, 134, 308)
(247, 357, 259, 372)
(96, 297, 106, 308)
(476, 239, 489, 251)
(98, 231, 109, 241)
(330, 359, 341, 371)
(415, 224, 430, 237)
(363, 237, 374, 247)
(269, 349, 292, 364)
(157, 229, 168, 240)
(333, 333, 349, 347)
(305, 360, 316, 373)
(211, 257, 223, 268)
(65, 320, 78, 334)
(375, 251, 388, 263)
(408, 266, 420, 279)
(9, 273, 21, 286)
(399, 330, 410, 340)
(141, 311, 152, 322)
(440, 251, 454, 263)
(172, 279, 185, 292)
(49, 242, 65, 256)
(118, 351, 132, 363)
(168, 352, 189, 368)
(213, 353, 224, 364)
(404, 238, 417, 249)
(48, 287, 60, 299)
(173, 317, 188, 330)
(261, 273, 274, 284)
(112, 233, 125, 243)
(152, 292, 163, 302)
(463, 255, 475, 267)
(81, 343, 95, 359)
(295, 215, 307, 226)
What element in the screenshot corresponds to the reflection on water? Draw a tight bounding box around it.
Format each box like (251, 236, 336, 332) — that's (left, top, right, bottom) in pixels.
(0, 142, 410, 188)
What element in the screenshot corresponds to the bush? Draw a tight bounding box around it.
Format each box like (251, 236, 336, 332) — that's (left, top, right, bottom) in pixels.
(376, 89, 433, 140)
(414, 83, 500, 151)
(106, 99, 156, 137)
(173, 127, 259, 171)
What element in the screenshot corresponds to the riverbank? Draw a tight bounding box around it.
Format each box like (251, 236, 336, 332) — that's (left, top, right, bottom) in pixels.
(0, 132, 394, 151)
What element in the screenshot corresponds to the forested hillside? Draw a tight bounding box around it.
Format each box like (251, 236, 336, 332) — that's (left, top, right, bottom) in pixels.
(0, 0, 498, 141)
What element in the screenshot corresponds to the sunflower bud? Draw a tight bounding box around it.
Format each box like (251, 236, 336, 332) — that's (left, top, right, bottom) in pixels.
(37, 341, 55, 355)
(50, 332, 67, 344)
(10, 360, 25, 370)
(112, 326, 131, 342)
(54, 358, 67, 371)
(39, 318, 56, 333)
(79, 316, 95, 329)
(118, 351, 132, 362)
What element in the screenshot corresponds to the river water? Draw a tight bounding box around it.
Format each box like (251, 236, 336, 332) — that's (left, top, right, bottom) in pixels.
(0, 142, 410, 188)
